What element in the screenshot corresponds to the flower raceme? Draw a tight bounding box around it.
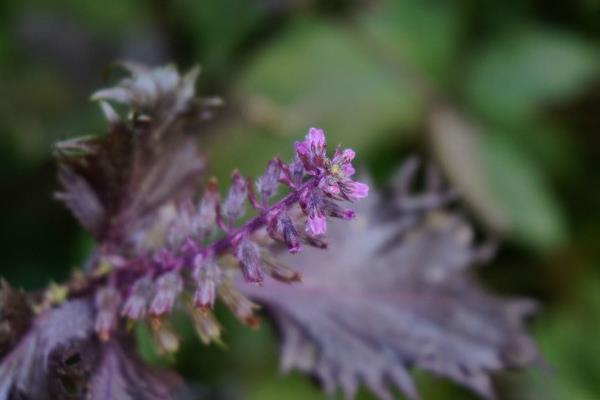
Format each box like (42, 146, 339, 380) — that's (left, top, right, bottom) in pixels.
(45, 64, 369, 345)
(95, 128, 368, 340)
(47, 63, 369, 344)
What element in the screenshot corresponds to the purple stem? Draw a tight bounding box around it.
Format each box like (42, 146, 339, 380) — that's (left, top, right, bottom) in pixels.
(206, 177, 317, 257)
(67, 175, 319, 298)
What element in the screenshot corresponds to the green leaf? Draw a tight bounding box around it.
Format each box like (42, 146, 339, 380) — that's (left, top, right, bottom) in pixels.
(359, 0, 464, 85)
(206, 17, 425, 181)
(430, 107, 567, 249)
(466, 29, 600, 123)
(481, 131, 567, 248)
(238, 18, 423, 146)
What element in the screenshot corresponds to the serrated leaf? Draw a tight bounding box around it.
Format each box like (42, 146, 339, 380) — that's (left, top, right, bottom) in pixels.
(56, 64, 209, 243)
(90, 337, 183, 400)
(240, 178, 538, 400)
(0, 300, 97, 399)
(0, 299, 187, 400)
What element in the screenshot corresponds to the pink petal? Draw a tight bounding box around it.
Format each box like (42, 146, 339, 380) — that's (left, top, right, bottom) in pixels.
(340, 149, 355, 163)
(348, 181, 369, 199)
(306, 213, 327, 236)
(342, 163, 356, 177)
(294, 141, 309, 158)
(307, 127, 325, 153)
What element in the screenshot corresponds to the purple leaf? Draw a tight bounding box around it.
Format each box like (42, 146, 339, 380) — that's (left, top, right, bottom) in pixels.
(55, 64, 212, 244)
(54, 166, 106, 238)
(89, 336, 183, 400)
(240, 179, 538, 400)
(0, 299, 188, 400)
(0, 299, 97, 400)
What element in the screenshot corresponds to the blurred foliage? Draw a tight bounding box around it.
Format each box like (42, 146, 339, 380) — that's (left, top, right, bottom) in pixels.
(1, 0, 599, 399)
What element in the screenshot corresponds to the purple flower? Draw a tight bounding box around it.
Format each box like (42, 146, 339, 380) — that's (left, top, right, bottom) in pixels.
(343, 180, 369, 200)
(323, 199, 356, 220)
(235, 238, 264, 283)
(325, 147, 369, 200)
(307, 211, 326, 236)
(256, 159, 281, 207)
(121, 276, 154, 320)
(192, 257, 221, 309)
(167, 200, 198, 246)
(294, 127, 369, 202)
(278, 213, 301, 253)
(197, 178, 220, 237)
(222, 171, 248, 227)
(268, 211, 301, 253)
(295, 127, 326, 172)
(300, 189, 327, 236)
(290, 156, 304, 186)
(149, 271, 183, 316)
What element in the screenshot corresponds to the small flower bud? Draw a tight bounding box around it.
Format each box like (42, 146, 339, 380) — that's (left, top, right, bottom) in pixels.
(149, 320, 180, 355)
(262, 252, 301, 282)
(186, 303, 221, 345)
(256, 159, 280, 207)
(290, 156, 304, 187)
(149, 271, 183, 316)
(268, 212, 301, 253)
(197, 178, 220, 237)
(218, 283, 259, 328)
(95, 286, 121, 341)
(323, 200, 356, 220)
(121, 275, 154, 320)
(301, 189, 326, 236)
(222, 171, 247, 227)
(192, 257, 221, 309)
(295, 127, 326, 171)
(307, 127, 325, 155)
(235, 239, 264, 283)
(168, 199, 196, 246)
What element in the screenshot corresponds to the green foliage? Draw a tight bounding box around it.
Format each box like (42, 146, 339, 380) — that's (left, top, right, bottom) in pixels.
(466, 29, 600, 123)
(238, 18, 422, 145)
(482, 131, 567, 249)
(518, 278, 600, 400)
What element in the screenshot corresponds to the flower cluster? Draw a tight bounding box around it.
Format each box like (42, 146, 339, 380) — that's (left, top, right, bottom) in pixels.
(294, 128, 368, 235)
(93, 127, 368, 343)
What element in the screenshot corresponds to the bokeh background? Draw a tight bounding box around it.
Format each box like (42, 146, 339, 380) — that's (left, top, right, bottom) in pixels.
(1, 0, 599, 399)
